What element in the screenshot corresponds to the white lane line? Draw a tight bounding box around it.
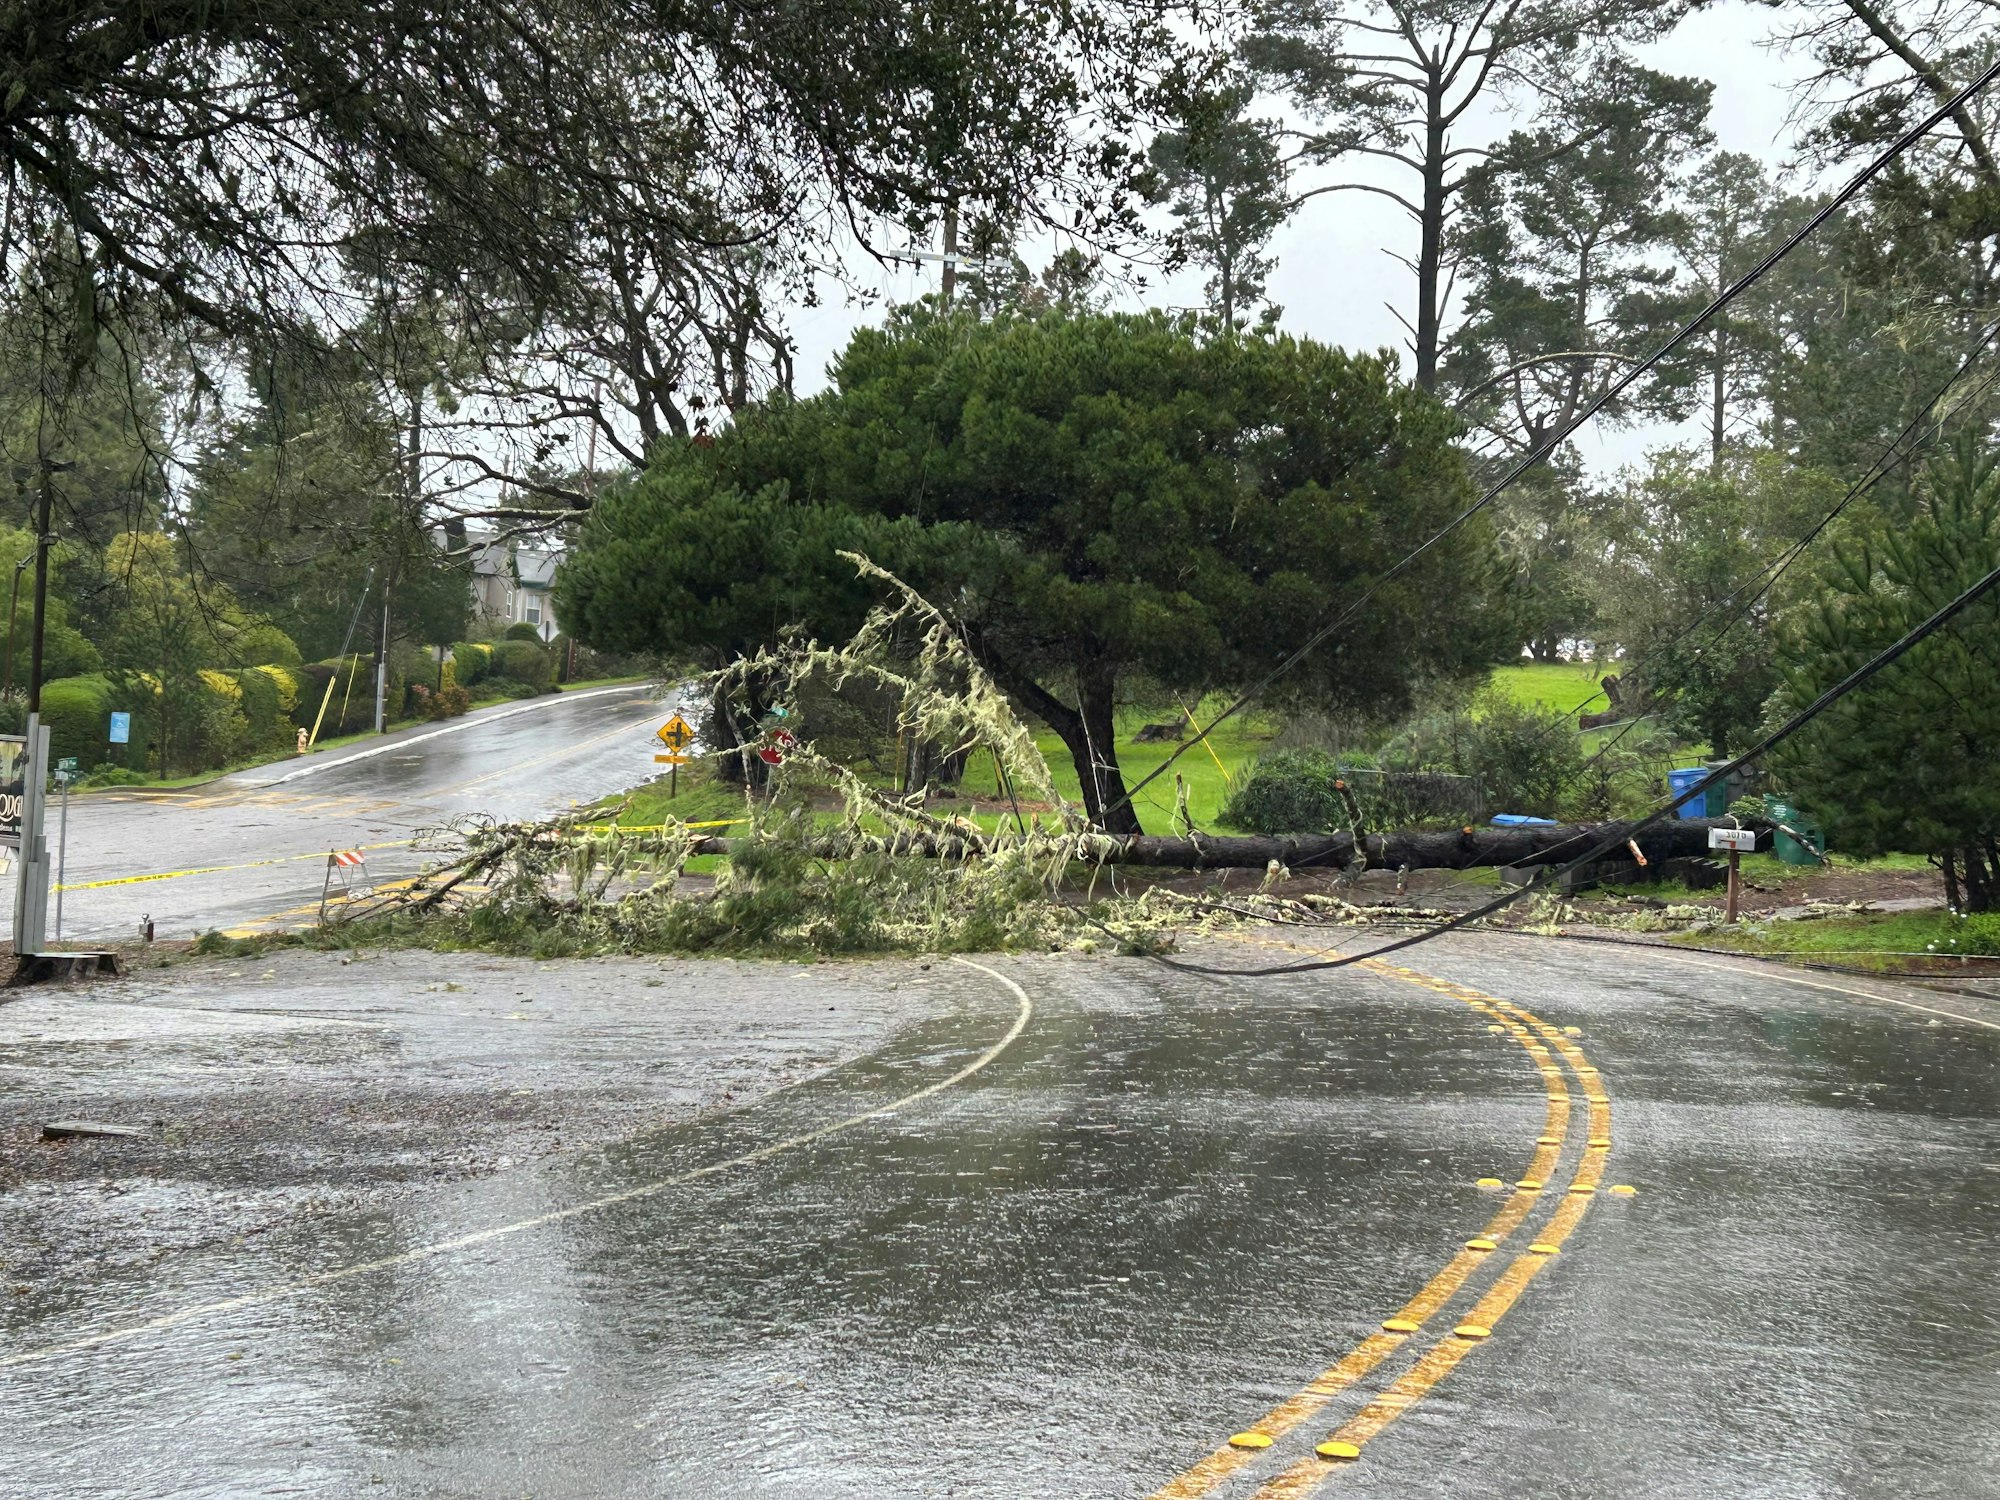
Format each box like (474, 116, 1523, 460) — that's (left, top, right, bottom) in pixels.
(267, 684, 662, 784)
(0, 956, 1033, 1370)
(1639, 949, 2000, 1033)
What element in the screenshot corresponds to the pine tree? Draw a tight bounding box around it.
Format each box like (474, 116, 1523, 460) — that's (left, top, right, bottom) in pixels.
(1771, 434, 2000, 910)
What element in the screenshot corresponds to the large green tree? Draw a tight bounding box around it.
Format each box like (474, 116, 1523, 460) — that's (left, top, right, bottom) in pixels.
(560, 308, 1503, 832)
(1441, 62, 1714, 457)
(0, 1, 1189, 526)
(1771, 435, 2000, 910)
(1147, 80, 1292, 329)
(1587, 446, 1848, 757)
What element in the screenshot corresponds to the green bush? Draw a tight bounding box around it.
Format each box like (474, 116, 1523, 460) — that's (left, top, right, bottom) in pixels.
(479, 677, 539, 702)
(231, 622, 303, 668)
(1219, 749, 1349, 834)
(450, 641, 494, 686)
(490, 639, 553, 691)
(232, 667, 293, 752)
(39, 676, 114, 766)
(504, 621, 545, 642)
(43, 622, 102, 680)
(1380, 691, 1582, 820)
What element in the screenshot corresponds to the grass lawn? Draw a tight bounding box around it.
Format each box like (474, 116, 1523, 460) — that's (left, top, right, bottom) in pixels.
(1670, 906, 2000, 968)
(950, 696, 1275, 835)
(1487, 659, 1610, 717)
(594, 694, 1273, 841)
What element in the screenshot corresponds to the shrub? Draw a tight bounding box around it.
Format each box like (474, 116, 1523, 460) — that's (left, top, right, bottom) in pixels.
(232, 622, 303, 668)
(1219, 748, 1349, 834)
(43, 622, 102, 680)
(479, 677, 539, 702)
(39, 676, 114, 766)
(490, 639, 553, 692)
(1379, 690, 1582, 820)
(450, 642, 494, 686)
(504, 621, 545, 642)
(232, 666, 297, 752)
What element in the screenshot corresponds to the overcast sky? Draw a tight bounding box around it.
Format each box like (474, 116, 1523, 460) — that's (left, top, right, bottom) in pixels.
(782, 1, 1813, 479)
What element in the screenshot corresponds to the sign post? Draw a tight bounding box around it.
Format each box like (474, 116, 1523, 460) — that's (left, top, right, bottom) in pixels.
(52, 757, 75, 942)
(654, 714, 697, 800)
(1709, 826, 1757, 923)
(9, 714, 50, 953)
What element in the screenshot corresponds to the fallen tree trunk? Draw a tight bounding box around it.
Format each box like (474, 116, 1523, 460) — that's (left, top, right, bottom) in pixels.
(682, 817, 1767, 871)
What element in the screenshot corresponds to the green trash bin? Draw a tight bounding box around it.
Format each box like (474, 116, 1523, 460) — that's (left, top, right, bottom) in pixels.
(1763, 795, 1825, 866)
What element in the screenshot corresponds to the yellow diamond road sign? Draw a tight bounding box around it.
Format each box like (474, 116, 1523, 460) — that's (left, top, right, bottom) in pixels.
(655, 714, 695, 752)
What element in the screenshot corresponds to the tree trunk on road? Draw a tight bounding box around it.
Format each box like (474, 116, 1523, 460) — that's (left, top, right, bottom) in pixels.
(687, 817, 1763, 870)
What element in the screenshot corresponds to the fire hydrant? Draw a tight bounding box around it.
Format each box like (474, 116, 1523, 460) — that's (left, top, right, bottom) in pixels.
(296, 727, 309, 755)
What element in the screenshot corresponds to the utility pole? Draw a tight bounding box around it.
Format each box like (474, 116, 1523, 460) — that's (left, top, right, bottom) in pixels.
(12, 457, 58, 954)
(373, 589, 390, 734)
(940, 200, 959, 306)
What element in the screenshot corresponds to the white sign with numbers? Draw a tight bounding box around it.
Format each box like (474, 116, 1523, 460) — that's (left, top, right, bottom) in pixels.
(1708, 827, 1757, 852)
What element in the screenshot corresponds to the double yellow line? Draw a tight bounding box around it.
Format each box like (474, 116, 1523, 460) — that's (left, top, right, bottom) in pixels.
(1150, 939, 1626, 1498)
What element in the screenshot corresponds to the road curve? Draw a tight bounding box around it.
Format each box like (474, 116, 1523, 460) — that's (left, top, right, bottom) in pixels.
(12, 683, 676, 946)
(1, 932, 1994, 1497)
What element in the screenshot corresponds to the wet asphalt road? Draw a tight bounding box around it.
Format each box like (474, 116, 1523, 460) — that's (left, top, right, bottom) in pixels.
(3, 934, 1996, 1497)
(10, 683, 675, 947)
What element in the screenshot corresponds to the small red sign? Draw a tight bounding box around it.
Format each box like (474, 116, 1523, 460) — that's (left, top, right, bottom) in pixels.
(758, 729, 797, 766)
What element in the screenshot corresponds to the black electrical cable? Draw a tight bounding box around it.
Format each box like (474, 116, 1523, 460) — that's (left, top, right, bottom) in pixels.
(1247, 314, 2000, 882)
(1561, 316, 2000, 781)
(1134, 548, 2000, 978)
(1098, 57, 2000, 832)
(1560, 314, 2000, 744)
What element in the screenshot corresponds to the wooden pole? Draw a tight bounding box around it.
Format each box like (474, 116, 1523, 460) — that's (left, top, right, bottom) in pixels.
(1726, 848, 1741, 923)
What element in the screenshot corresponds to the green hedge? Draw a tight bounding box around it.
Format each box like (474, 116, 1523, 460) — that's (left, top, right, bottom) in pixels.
(450, 642, 495, 686)
(40, 676, 118, 767)
(490, 639, 553, 692)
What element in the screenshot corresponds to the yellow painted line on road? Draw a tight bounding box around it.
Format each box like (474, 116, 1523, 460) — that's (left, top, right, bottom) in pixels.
(0, 956, 1034, 1371)
(1146, 939, 1582, 1500)
(1240, 973, 1612, 1498)
(57, 840, 415, 893)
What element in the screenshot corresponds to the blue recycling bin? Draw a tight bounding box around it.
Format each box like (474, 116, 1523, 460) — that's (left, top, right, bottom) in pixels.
(1666, 767, 1709, 820)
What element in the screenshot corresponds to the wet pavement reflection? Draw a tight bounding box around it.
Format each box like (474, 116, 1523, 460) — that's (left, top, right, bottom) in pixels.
(4, 937, 1998, 1498)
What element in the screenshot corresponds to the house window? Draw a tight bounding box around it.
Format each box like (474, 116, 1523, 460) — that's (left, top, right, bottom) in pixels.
(526, 599, 542, 625)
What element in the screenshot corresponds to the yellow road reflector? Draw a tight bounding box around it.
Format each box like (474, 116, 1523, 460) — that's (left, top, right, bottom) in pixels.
(1528, 1242, 1560, 1256)
(1228, 1432, 1273, 1451)
(1454, 1323, 1492, 1340)
(1475, 1177, 1504, 1189)
(1588, 1137, 1612, 1148)
(1609, 1184, 1638, 1196)
(1465, 1237, 1497, 1252)
(1487, 1023, 1504, 1033)
(1567, 1183, 1597, 1195)
(1316, 1440, 1362, 1461)
(1516, 1177, 1543, 1190)
(1577, 1065, 1599, 1075)
(1382, 1318, 1421, 1334)
(1586, 1094, 1610, 1104)
(1536, 1135, 1560, 1146)
(1563, 1026, 1582, 1036)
